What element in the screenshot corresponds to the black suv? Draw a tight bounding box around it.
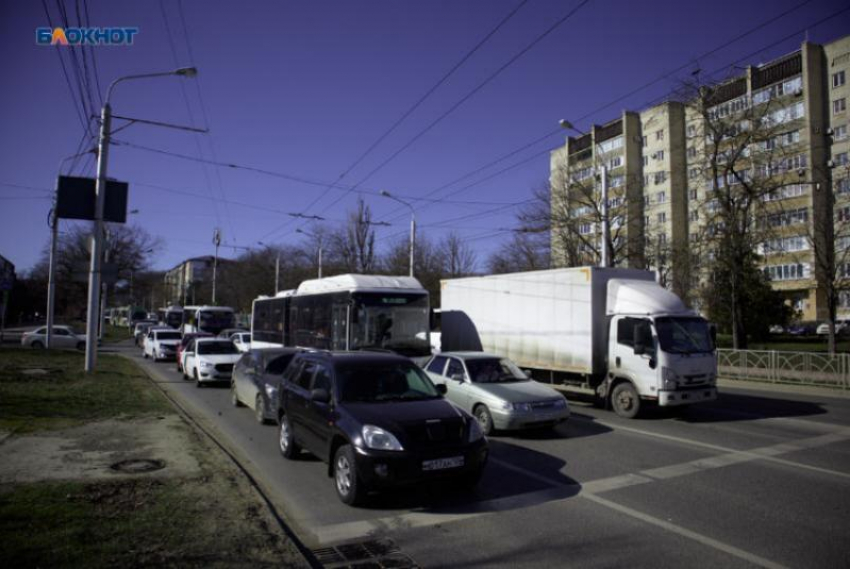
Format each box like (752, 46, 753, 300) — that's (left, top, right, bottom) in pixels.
(277, 352, 488, 505)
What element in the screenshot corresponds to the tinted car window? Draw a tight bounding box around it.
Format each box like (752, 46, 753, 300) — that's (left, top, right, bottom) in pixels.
(295, 361, 317, 389)
(426, 356, 448, 375)
(197, 341, 239, 355)
(465, 358, 527, 384)
(446, 359, 465, 380)
(336, 361, 439, 402)
(56, 328, 70, 336)
(312, 365, 332, 392)
(266, 353, 296, 375)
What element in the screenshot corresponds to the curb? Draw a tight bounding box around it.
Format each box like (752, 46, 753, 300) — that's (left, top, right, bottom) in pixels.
(718, 378, 850, 400)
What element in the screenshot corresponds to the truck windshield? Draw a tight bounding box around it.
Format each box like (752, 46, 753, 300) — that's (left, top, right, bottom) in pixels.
(655, 317, 714, 354)
(349, 293, 430, 357)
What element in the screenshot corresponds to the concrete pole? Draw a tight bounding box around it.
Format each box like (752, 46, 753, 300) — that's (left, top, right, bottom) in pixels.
(212, 228, 220, 305)
(84, 103, 111, 372)
(46, 204, 58, 348)
(600, 164, 610, 268)
(99, 238, 109, 341)
(318, 247, 323, 279)
(275, 251, 280, 294)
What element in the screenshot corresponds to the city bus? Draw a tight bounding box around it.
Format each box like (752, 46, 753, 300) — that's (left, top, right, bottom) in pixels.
(251, 274, 431, 357)
(181, 305, 236, 335)
(157, 305, 184, 330)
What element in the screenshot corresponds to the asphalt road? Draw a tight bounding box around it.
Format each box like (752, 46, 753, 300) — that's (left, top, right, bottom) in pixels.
(116, 343, 850, 569)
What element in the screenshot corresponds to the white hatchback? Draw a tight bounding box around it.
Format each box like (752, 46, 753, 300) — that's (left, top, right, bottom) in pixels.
(181, 337, 242, 387)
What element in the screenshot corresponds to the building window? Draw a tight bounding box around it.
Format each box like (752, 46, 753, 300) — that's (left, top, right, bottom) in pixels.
(658, 233, 667, 245)
(765, 101, 805, 125)
(689, 168, 699, 180)
(656, 130, 664, 141)
(599, 136, 623, 154)
(654, 150, 665, 161)
(836, 178, 850, 195)
(834, 98, 847, 115)
(687, 124, 697, 137)
(642, 136, 648, 147)
(835, 125, 848, 141)
(609, 175, 624, 188)
(643, 175, 650, 187)
(689, 188, 698, 200)
(657, 212, 667, 224)
(838, 206, 850, 223)
(643, 155, 649, 166)
(762, 235, 809, 254)
(654, 171, 667, 185)
(656, 191, 667, 203)
(765, 183, 806, 201)
(689, 209, 699, 222)
(765, 263, 809, 281)
(644, 195, 650, 206)
(834, 70, 846, 88)
(608, 156, 623, 169)
(579, 223, 593, 235)
(835, 152, 849, 166)
(644, 215, 650, 227)
(752, 76, 802, 105)
(687, 146, 696, 158)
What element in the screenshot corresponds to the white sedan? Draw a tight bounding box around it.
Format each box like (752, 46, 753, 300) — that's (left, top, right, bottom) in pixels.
(181, 338, 242, 387)
(143, 329, 183, 361)
(21, 325, 86, 350)
(232, 332, 251, 353)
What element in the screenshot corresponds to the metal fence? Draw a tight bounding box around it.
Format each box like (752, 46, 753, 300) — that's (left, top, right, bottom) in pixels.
(717, 349, 850, 389)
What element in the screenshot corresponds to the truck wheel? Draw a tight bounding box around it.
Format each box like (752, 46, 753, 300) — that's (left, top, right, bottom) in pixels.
(474, 404, 494, 436)
(278, 414, 300, 459)
(611, 382, 641, 419)
(334, 444, 365, 506)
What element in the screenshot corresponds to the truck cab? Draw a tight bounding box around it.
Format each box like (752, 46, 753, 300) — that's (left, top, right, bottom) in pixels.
(606, 280, 717, 418)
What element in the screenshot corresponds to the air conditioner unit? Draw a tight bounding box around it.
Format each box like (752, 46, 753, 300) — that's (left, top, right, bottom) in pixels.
(827, 159, 836, 168)
(826, 127, 834, 136)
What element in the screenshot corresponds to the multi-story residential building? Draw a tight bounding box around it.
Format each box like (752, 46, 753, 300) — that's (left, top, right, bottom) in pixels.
(550, 35, 850, 321)
(164, 256, 217, 306)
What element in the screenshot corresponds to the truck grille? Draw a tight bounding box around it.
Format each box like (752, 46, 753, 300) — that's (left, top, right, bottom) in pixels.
(215, 363, 234, 373)
(683, 374, 710, 385)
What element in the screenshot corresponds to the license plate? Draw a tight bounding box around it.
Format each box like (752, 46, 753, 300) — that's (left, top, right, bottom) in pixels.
(422, 456, 464, 471)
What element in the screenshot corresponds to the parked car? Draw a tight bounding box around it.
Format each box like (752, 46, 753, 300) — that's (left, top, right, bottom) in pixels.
(176, 332, 212, 372)
(423, 352, 570, 435)
(21, 325, 86, 350)
(143, 328, 183, 361)
(277, 352, 488, 506)
(133, 320, 159, 346)
(787, 321, 819, 336)
(231, 347, 304, 423)
(181, 337, 242, 387)
(768, 325, 785, 335)
(232, 332, 251, 353)
(816, 319, 850, 336)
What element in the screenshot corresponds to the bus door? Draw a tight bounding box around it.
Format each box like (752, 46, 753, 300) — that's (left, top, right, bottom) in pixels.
(332, 304, 348, 350)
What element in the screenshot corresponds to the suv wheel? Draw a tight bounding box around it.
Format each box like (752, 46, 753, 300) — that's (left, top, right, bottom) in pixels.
(278, 414, 300, 459)
(334, 444, 365, 506)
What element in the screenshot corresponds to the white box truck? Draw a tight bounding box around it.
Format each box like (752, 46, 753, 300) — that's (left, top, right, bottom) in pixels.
(439, 267, 717, 418)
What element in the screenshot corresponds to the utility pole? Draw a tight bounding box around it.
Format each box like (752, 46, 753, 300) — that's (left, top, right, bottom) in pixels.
(600, 165, 610, 268)
(46, 201, 59, 349)
(379, 190, 415, 277)
(99, 229, 110, 341)
(275, 250, 280, 294)
(212, 228, 221, 305)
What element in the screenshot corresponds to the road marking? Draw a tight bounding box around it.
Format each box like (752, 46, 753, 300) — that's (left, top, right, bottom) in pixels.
(581, 493, 790, 569)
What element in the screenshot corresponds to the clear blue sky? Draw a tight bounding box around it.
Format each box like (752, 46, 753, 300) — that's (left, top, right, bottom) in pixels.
(1, 0, 847, 273)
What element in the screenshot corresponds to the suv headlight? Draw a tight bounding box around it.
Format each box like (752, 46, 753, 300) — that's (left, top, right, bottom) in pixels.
(467, 417, 484, 443)
(662, 367, 678, 390)
(362, 425, 404, 452)
(200, 360, 213, 369)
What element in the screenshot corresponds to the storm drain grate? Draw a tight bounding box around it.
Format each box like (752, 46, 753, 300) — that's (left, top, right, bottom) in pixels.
(313, 538, 419, 568)
(110, 459, 166, 473)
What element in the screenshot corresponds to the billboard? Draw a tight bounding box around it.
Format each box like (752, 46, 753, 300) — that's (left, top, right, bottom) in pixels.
(55, 176, 128, 223)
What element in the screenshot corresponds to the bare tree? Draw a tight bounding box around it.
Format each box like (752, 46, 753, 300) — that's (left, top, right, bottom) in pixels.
(331, 198, 376, 273)
(439, 231, 477, 277)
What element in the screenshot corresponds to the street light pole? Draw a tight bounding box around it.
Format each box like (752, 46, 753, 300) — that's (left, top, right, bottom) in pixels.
(84, 67, 198, 373)
(296, 229, 323, 279)
(559, 119, 610, 268)
(380, 190, 415, 277)
(275, 251, 280, 293)
(212, 228, 221, 305)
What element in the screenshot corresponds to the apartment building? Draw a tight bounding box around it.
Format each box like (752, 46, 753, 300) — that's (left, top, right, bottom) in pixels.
(163, 255, 217, 306)
(550, 34, 850, 321)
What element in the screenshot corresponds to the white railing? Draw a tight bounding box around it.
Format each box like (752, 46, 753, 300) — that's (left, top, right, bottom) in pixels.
(717, 349, 850, 389)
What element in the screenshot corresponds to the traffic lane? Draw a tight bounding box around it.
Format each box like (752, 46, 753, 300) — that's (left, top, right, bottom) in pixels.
(601, 459, 850, 569)
(492, 416, 719, 484)
(390, 489, 759, 569)
(127, 350, 578, 541)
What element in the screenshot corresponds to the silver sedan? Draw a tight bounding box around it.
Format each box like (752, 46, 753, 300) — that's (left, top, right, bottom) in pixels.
(20, 325, 86, 350)
(423, 352, 570, 435)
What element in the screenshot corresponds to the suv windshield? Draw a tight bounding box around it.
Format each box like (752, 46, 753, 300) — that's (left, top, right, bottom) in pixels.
(337, 361, 440, 403)
(156, 332, 182, 340)
(197, 341, 239, 355)
(655, 317, 714, 354)
(465, 358, 528, 383)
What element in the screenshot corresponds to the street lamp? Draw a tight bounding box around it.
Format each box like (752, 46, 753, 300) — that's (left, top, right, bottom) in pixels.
(257, 240, 282, 293)
(380, 190, 415, 277)
(560, 119, 610, 268)
(84, 67, 197, 372)
(296, 229, 323, 279)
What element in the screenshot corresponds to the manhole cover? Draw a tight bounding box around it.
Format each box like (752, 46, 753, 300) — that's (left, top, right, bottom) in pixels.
(110, 459, 166, 473)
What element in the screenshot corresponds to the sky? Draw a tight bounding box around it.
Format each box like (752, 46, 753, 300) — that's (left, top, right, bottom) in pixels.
(1, 0, 848, 274)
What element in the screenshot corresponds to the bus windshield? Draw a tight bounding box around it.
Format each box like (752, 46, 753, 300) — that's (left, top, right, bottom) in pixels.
(349, 293, 430, 357)
(165, 312, 183, 328)
(199, 310, 235, 334)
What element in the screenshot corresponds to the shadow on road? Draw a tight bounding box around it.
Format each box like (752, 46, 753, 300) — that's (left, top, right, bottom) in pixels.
(641, 391, 828, 423)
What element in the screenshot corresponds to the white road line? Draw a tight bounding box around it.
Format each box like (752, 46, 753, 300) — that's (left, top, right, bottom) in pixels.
(581, 493, 790, 569)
